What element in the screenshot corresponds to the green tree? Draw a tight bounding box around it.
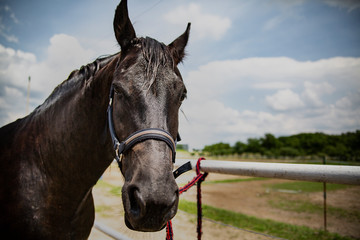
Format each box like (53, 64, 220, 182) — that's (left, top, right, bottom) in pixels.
(245, 138, 264, 154)
(203, 142, 233, 156)
(296, 133, 327, 155)
(279, 147, 300, 157)
(261, 133, 279, 149)
(201, 130, 360, 161)
(233, 141, 246, 154)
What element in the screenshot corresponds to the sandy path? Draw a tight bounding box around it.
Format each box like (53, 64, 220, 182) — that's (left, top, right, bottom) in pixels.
(89, 163, 275, 240)
(89, 162, 360, 239)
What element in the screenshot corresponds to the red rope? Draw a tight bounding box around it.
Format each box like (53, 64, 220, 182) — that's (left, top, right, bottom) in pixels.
(166, 220, 173, 240)
(166, 157, 208, 240)
(196, 157, 208, 240)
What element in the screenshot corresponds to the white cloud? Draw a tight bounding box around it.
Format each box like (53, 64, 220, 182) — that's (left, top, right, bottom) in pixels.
(0, 34, 97, 125)
(0, 5, 19, 43)
(266, 89, 304, 111)
(263, 15, 285, 31)
(335, 96, 352, 109)
(0, 86, 26, 124)
(0, 31, 18, 43)
(180, 57, 360, 149)
(47, 34, 95, 66)
(1, 35, 360, 149)
(29, 34, 95, 94)
(163, 3, 231, 41)
(183, 56, 359, 102)
(0, 45, 37, 92)
(323, 0, 360, 12)
(302, 81, 335, 107)
(262, 0, 306, 31)
(253, 81, 293, 90)
(3, 5, 19, 24)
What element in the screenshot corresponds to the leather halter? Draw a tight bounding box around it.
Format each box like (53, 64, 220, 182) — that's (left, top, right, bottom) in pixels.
(107, 85, 180, 168)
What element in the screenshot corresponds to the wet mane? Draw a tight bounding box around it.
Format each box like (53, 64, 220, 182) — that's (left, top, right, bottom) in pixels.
(67, 53, 118, 84)
(52, 37, 172, 98)
(40, 54, 118, 108)
(138, 37, 174, 89)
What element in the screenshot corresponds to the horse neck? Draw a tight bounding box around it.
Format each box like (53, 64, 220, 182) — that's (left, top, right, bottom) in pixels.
(33, 56, 118, 190)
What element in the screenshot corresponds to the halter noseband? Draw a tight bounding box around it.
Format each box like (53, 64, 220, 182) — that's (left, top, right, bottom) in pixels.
(107, 85, 180, 168)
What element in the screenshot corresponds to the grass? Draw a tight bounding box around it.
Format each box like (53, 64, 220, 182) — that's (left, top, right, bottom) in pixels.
(179, 200, 353, 240)
(265, 181, 359, 221)
(94, 180, 123, 217)
(109, 186, 122, 196)
(95, 180, 122, 196)
(265, 181, 349, 193)
(95, 205, 115, 217)
(269, 199, 360, 222)
(269, 198, 321, 213)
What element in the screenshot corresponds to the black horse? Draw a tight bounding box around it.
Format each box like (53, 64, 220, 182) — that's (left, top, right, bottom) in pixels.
(0, 0, 190, 238)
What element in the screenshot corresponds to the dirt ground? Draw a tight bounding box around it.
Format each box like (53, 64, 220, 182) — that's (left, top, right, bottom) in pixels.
(89, 162, 360, 240)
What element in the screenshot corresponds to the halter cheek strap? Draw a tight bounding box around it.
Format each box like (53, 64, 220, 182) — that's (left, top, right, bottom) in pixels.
(107, 85, 180, 168)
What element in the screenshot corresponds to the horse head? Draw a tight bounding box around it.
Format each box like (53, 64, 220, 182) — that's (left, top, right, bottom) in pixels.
(110, 0, 190, 231)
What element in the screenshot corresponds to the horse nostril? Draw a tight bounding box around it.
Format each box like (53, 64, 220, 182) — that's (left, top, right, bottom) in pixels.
(172, 188, 179, 206)
(173, 189, 179, 205)
(129, 187, 145, 219)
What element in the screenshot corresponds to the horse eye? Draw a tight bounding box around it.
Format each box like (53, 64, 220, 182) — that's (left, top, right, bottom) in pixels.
(180, 89, 187, 102)
(113, 86, 123, 98)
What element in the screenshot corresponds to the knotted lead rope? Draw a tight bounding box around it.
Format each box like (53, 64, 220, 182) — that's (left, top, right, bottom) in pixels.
(167, 157, 208, 240)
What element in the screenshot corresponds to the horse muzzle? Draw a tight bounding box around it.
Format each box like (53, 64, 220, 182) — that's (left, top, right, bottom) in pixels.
(122, 181, 179, 232)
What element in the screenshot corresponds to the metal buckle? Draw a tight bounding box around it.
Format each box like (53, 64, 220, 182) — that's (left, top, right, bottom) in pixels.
(115, 143, 121, 160)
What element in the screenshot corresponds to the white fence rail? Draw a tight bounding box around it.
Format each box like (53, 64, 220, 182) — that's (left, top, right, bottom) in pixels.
(94, 159, 360, 239)
(175, 159, 360, 185)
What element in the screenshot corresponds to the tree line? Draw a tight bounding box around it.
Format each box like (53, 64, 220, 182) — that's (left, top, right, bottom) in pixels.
(200, 130, 360, 161)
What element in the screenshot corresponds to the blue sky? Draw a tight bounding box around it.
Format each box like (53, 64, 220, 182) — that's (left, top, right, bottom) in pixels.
(1, 0, 360, 149)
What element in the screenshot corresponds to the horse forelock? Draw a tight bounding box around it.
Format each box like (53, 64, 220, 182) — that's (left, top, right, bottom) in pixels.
(138, 37, 174, 90)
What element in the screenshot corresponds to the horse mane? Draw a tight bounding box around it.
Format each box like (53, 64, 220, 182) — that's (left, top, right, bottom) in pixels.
(38, 54, 118, 110)
(40, 37, 172, 109)
(58, 37, 172, 94)
(67, 53, 118, 83)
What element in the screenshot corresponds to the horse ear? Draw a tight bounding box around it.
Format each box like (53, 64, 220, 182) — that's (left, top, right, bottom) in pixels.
(113, 0, 136, 51)
(168, 23, 191, 65)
